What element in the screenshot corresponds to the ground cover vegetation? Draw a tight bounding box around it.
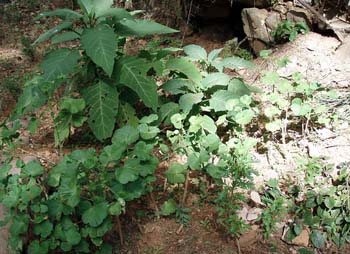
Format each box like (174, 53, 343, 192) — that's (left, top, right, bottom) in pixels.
(0, 1, 349, 253)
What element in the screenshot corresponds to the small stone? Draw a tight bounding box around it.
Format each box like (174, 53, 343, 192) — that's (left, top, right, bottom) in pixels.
(308, 143, 321, 158)
(316, 128, 335, 140)
(247, 208, 262, 221)
(250, 191, 263, 205)
(292, 229, 310, 247)
(237, 207, 249, 222)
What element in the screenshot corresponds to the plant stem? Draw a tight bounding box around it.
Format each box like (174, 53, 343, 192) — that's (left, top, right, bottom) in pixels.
(116, 216, 124, 245)
(181, 170, 190, 206)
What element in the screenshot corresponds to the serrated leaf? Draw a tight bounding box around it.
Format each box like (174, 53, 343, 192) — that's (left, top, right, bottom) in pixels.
(84, 81, 119, 140)
(201, 73, 231, 89)
(40, 48, 80, 81)
(165, 163, 186, 184)
(33, 21, 73, 45)
(36, 9, 83, 20)
(52, 31, 80, 44)
(179, 93, 203, 112)
(112, 125, 139, 145)
(183, 44, 207, 61)
(117, 56, 158, 109)
(82, 202, 108, 227)
(81, 25, 117, 76)
(166, 57, 202, 84)
(161, 199, 177, 216)
(28, 240, 49, 254)
(220, 56, 254, 70)
(115, 19, 178, 37)
(109, 202, 122, 216)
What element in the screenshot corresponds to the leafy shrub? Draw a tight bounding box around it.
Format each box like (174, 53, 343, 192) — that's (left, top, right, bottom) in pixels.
(0, 121, 159, 253)
(271, 20, 309, 43)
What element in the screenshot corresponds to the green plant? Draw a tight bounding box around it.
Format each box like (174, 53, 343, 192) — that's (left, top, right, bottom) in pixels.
(271, 20, 309, 43)
(21, 36, 37, 61)
(0, 121, 159, 253)
(10, 0, 178, 147)
(287, 160, 350, 249)
(259, 185, 286, 239)
(261, 70, 335, 138)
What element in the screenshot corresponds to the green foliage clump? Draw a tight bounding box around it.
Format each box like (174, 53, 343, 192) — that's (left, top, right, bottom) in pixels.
(272, 20, 309, 43)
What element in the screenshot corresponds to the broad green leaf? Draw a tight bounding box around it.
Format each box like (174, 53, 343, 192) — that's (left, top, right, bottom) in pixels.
(166, 57, 202, 84)
(115, 19, 178, 37)
(78, 0, 113, 17)
(220, 56, 254, 70)
(234, 109, 255, 125)
(209, 90, 239, 112)
(84, 81, 119, 140)
(36, 9, 83, 20)
(139, 114, 158, 124)
(208, 48, 223, 62)
(115, 161, 139, 184)
(99, 144, 126, 166)
(189, 115, 217, 134)
(200, 133, 221, 152)
(310, 230, 325, 249)
(52, 31, 80, 44)
(33, 221, 53, 238)
(161, 199, 177, 216)
(112, 125, 139, 145)
(201, 73, 231, 89)
(109, 202, 122, 216)
(33, 21, 73, 45)
(162, 79, 196, 95)
(228, 78, 252, 97)
(81, 25, 117, 76)
(179, 93, 203, 112)
(159, 102, 180, 125)
(264, 106, 281, 118)
(82, 202, 109, 227)
(60, 98, 85, 114)
(259, 49, 272, 59)
(93, 0, 113, 17)
(183, 44, 207, 61)
(70, 149, 97, 169)
(65, 228, 81, 245)
(10, 78, 47, 120)
(291, 98, 311, 116)
(0, 163, 11, 181)
(28, 240, 49, 254)
(98, 8, 133, 20)
(138, 124, 160, 140)
(117, 57, 158, 109)
(40, 48, 80, 81)
(206, 164, 226, 179)
(261, 71, 280, 85)
(165, 163, 186, 184)
(22, 160, 44, 177)
(170, 113, 185, 129)
(78, 0, 93, 15)
(266, 120, 282, 132)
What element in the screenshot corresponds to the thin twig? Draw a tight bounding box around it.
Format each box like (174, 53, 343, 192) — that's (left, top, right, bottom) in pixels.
(116, 216, 124, 245)
(181, 0, 194, 46)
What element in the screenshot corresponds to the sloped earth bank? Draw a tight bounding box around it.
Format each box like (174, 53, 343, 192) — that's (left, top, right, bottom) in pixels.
(1, 23, 350, 254)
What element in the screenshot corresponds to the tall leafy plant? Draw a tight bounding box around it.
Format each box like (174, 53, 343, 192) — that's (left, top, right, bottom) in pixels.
(10, 0, 177, 146)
